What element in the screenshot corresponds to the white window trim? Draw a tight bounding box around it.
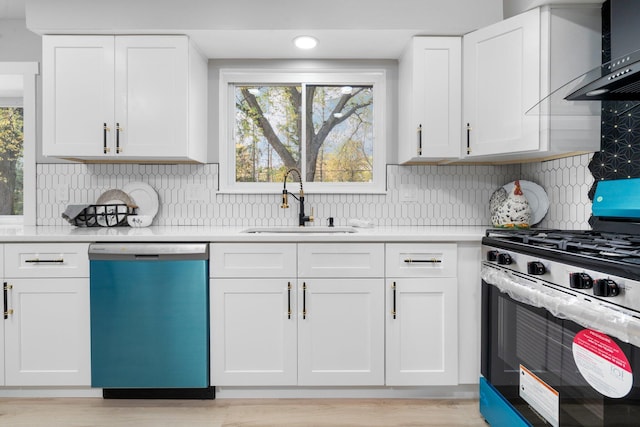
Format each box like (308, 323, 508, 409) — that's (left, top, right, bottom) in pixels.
(219, 69, 386, 194)
(0, 62, 38, 226)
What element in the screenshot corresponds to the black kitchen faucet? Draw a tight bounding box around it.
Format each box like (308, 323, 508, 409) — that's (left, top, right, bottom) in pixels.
(281, 168, 314, 226)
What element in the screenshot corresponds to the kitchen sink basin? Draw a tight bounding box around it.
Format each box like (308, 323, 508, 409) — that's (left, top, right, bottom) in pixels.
(242, 226, 357, 234)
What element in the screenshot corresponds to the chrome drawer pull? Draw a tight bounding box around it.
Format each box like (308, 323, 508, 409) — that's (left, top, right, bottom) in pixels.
(25, 258, 65, 264)
(404, 258, 441, 264)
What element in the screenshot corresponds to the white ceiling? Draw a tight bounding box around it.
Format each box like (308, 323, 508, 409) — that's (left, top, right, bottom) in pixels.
(0, 0, 25, 19)
(24, 0, 505, 59)
(20, 0, 605, 59)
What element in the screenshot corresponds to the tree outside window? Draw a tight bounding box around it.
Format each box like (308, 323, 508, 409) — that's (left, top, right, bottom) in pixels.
(0, 106, 23, 215)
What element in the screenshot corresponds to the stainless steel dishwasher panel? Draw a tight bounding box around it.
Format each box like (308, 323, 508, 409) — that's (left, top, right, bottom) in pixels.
(89, 243, 209, 390)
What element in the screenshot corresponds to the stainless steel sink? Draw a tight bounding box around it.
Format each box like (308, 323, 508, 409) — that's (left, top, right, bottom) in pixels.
(242, 226, 357, 234)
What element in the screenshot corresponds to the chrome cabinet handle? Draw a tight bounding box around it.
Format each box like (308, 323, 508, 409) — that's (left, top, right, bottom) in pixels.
(403, 258, 441, 264)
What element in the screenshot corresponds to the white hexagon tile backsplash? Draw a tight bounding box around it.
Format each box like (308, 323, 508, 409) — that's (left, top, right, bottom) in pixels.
(37, 154, 593, 229)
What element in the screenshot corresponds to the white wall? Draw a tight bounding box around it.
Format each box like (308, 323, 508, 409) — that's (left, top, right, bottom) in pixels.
(0, 19, 40, 62)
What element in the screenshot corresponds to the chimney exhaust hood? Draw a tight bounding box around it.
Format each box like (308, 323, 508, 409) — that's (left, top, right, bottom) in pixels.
(565, 0, 640, 101)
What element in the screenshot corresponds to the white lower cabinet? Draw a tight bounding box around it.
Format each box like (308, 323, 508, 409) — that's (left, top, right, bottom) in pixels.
(385, 243, 459, 386)
(298, 278, 384, 386)
(211, 243, 297, 386)
(211, 242, 461, 388)
(4, 278, 90, 386)
(211, 278, 297, 386)
(211, 243, 385, 387)
(1, 243, 91, 386)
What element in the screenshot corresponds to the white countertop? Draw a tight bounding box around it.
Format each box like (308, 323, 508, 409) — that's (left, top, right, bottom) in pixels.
(0, 225, 488, 243)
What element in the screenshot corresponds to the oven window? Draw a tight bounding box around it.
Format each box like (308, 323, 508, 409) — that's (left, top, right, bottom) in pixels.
(482, 281, 640, 427)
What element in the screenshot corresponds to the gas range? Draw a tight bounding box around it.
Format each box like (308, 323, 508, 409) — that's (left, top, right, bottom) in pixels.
(483, 228, 640, 314)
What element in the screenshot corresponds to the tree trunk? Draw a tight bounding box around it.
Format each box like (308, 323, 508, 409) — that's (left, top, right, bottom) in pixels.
(0, 159, 16, 215)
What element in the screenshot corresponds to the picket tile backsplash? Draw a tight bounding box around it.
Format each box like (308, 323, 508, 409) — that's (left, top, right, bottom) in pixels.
(37, 154, 593, 229)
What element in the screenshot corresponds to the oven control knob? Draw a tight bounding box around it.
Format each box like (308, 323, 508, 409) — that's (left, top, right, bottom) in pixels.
(527, 261, 546, 275)
(570, 272, 593, 289)
(497, 253, 512, 265)
(486, 250, 499, 261)
(593, 279, 620, 297)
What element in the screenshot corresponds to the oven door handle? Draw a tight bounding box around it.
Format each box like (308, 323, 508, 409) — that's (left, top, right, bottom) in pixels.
(482, 264, 640, 348)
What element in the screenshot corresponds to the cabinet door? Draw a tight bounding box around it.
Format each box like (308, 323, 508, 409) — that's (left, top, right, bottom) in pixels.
(298, 278, 384, 386)
(211, 278, 297, 386)
(399, 37, 461, 162)
(114, 36, 189, 158)
(463, 8, 540, 157)
(4, 278, 91, 386)
(42, 36, 115, 158)
(386, 278, 458, 386)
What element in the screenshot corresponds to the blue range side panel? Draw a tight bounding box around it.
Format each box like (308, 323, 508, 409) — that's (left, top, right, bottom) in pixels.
(479, 377, 532, 427)
(90, 259, 209, 388)
(592, 177, 640, 218)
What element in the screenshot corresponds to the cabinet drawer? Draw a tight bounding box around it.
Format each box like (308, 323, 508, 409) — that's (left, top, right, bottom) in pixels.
(298, 243, 384, 278)
(211, 243, 296, 278)
(386, 243, 457, 278)
(5, 243, 90, 278)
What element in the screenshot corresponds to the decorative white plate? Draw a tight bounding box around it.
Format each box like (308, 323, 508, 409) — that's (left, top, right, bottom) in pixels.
(502, 180, 549, 226)
(122, 182, 159, 218)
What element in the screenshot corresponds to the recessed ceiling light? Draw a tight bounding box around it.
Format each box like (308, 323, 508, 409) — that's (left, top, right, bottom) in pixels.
(293, 36, 318, 50)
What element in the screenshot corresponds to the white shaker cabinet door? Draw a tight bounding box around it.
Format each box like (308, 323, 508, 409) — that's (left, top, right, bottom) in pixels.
(297, 278, 384, 386)
(3, 278, 91, 386)
(398, 37, 461, 162)
(43, 36, 115, 158)
(463, 8, 540, 157)
(114, 36, 189, 158)
(211, 278, 297, 386)
(386, 278, 458, 386)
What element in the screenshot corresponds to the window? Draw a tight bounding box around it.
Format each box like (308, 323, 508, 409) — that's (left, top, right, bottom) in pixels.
(0, 103, 23, 216)
(220, 70, 386, 193)
(0, 64, 38, 225)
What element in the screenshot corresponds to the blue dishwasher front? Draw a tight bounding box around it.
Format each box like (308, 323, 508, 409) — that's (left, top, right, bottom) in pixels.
(89, 243, 210, 396)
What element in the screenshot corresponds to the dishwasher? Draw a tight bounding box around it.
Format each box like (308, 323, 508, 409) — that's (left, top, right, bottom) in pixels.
(89, 243, 213, 399)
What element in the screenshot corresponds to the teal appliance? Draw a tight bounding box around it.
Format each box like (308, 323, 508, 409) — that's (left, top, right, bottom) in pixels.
(89, 243, 212, 399)
(591, 177, 640, 233)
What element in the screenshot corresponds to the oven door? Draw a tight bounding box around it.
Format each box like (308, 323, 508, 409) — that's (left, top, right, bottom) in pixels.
(481, 275, 640, 427)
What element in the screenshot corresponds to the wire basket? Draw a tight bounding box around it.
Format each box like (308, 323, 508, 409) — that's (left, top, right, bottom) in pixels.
(72, 204, 136, 227)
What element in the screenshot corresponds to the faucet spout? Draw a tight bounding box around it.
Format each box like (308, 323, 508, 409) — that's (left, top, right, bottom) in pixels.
(281, 168, 314, 226)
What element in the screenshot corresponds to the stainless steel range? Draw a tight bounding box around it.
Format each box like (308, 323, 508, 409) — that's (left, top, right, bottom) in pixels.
(480, 227, 640, 427)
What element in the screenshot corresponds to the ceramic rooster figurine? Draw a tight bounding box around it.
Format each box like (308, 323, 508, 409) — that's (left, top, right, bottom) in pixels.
(490, 180, 531, 228)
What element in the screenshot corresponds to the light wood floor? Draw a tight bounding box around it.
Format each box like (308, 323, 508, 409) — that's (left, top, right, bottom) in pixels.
(0, 398, 486, 427)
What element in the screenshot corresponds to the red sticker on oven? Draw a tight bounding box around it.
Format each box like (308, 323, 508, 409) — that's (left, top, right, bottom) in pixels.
(572, 329, 633, 398)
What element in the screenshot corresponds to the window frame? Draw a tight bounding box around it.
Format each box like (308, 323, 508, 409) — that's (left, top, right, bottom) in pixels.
(219, 69, 386, 194)
(0, 62, 38, 226)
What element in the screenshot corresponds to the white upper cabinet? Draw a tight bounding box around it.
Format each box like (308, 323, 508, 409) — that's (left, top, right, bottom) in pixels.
(398, 37, 461, 162)
(462, 5, 601, 161)
(43, 35, 207, 163)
